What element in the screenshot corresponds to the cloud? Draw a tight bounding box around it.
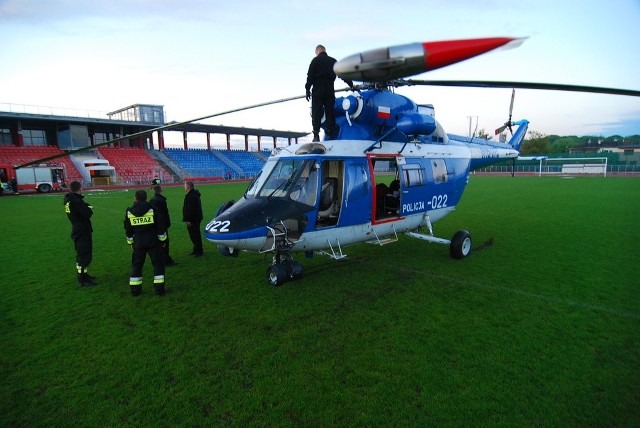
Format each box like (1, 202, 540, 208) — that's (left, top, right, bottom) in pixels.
(592, 117, 640, 137)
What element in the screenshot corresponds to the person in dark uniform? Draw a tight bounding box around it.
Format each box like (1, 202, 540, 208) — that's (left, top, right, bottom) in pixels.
(124, 190, 168, 296)
(306, 45, 338, 142)
(182, 181, 203, 257)
(150, 184, 177, 266)
(64, 181, 96, 287)
(305, 44, 354, 142)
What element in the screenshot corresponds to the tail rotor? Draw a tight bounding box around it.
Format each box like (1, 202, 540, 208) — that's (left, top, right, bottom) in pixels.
(495, 88, 515, 135)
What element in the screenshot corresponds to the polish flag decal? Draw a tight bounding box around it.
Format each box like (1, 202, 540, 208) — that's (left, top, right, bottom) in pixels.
(377, 106, 391, 119)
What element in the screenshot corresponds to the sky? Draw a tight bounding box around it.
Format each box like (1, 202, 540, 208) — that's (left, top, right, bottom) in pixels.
(1, 0, 639, 145)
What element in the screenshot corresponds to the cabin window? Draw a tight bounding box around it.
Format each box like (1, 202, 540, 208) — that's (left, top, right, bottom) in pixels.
(402, 163, 425, 187)
(431, 159, 448, 184)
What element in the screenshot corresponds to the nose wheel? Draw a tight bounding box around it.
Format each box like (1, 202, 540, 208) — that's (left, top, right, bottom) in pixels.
(267, 251, 303, 286)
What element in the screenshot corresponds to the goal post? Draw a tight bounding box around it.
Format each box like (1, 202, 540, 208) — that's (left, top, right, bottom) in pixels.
(539, 157, 608, 177)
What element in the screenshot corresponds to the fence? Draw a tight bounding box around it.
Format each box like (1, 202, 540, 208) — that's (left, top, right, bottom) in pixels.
(181, 167, 226, 181)
(475, 165, 640, 175)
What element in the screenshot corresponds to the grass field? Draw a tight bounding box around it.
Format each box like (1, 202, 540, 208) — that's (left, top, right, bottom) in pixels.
(1, 176, 639, 426)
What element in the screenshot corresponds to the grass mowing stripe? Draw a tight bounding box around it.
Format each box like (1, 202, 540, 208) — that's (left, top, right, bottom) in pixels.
(397, 268, 640, 320)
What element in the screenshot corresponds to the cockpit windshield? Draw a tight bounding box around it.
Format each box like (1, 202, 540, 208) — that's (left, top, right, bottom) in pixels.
(252, 158, 319, 207)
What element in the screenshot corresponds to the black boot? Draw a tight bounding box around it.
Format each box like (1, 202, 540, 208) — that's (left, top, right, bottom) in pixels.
(312, 132, 320, 142)
(78, 273, 97, 287)
(154, 284, 166, 296)
(130, 285, 142, 296)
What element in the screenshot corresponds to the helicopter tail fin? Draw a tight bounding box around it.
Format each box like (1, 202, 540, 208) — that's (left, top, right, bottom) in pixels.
(507, 120, 529, 151)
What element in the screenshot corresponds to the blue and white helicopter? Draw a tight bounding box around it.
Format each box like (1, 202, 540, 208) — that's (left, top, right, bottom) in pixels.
(204, 36, 639, 285)
(204, 37, 535, 285)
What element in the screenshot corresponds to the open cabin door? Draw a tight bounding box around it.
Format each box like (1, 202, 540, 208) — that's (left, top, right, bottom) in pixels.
(369, 154, 403, 223)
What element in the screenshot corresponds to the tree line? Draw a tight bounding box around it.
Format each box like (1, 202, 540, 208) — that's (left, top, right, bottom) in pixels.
(519, 132, 640, 155)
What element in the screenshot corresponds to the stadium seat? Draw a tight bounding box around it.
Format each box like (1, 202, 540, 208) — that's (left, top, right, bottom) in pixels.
(99, 147, 162, 184)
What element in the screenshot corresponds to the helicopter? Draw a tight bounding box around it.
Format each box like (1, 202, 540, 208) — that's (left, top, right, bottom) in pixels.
(204, 37, 531, 285)
(204, 36, 640, 285)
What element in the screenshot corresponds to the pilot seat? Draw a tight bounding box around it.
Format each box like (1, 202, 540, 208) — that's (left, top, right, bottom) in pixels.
(317, 177, 338, 224)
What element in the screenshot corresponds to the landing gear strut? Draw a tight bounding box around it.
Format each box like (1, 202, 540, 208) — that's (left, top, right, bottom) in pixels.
(406, 216, 472, 259)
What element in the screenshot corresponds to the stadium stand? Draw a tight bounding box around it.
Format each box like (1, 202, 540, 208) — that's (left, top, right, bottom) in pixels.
(164, 148, 228, 180)
(0, 145, 83, 183)
(223, 150, 265, 177)
(98, 147, 163, 184)
(0, 145, 280, 186)
(163, 148, 270, 180)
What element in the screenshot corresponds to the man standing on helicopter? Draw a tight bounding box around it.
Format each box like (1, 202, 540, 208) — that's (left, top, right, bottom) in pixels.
(305, 45, 347, 142)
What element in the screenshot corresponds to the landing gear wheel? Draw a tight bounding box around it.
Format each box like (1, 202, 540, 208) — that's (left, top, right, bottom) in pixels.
(267, 264, 288, 286)
(450, 230, 472, 259)
(288, 261, 303, 280)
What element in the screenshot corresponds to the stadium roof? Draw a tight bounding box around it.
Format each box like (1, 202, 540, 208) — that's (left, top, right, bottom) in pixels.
(169, 122, 308, 139)
(0, 110, 309, 140)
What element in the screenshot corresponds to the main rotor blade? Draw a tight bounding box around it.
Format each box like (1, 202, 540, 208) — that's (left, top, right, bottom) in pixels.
(335, 37, 525, 83)
(404, 79, 640, 97)
(16, 94, 309, 169)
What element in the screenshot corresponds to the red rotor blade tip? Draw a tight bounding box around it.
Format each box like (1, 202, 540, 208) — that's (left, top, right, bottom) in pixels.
(423, 37, 524, 71)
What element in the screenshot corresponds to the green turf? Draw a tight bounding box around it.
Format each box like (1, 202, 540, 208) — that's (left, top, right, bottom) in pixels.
(1, 176, 639, 426)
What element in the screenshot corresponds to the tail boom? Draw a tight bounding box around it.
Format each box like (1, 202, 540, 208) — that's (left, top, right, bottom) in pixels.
(448, 119, 529, 170)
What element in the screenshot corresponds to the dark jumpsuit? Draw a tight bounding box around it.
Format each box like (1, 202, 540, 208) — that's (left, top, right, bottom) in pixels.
(182, 189, 203, 256)
(150, 192, 175, 265)
(124, 200, 167, 295)
(305, 51, 338, 139)
(64, 191, 93, 280)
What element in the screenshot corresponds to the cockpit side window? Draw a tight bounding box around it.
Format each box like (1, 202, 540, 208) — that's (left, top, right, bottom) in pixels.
(258, 159, 300, 198)
(256, 159, 318, 204)
(289, 161, 319, 207)
(245, 159, 276, 197)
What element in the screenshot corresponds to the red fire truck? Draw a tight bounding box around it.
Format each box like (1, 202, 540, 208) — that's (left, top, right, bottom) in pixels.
(0, 164, 67, 194)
